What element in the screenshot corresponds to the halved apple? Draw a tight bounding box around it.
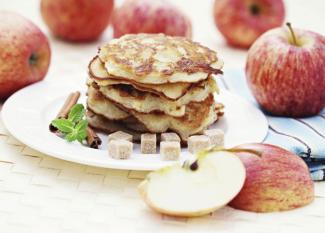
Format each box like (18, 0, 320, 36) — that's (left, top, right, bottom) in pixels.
(138, 151, 246, 217)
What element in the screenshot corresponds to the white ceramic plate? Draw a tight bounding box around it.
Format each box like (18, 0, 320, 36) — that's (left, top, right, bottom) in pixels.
(2, 81, 268, 170)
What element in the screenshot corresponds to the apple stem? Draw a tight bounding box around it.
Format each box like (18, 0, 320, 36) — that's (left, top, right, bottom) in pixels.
(286, 22, 298, 46)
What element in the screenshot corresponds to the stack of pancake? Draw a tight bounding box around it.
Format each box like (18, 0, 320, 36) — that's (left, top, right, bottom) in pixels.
(86, 34, 224, 143)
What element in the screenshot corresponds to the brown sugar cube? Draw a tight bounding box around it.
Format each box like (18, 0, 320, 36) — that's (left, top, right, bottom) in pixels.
(203, 129, 224, 147)
(161, 132, 181, 143)
(160, 141, 181, 161)
(108, 140, 133, 160)
(187, 135, 211, 154)
(108, 131, 133, 143)
(141, 133, 157, 154)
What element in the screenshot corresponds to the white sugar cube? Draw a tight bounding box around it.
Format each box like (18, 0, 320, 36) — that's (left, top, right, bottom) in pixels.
(141, 133, 157, 154)
(203, 129, 224, 147)
(108, 140, 133, 160)
(187, 135, 211, 154)
(160, 141, 181, 161)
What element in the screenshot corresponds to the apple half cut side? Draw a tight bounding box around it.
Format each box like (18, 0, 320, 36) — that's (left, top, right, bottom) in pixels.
(138, 151, 246, 217)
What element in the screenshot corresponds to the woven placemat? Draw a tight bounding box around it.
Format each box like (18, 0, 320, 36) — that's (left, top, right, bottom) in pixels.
(0, 114, 325, 233)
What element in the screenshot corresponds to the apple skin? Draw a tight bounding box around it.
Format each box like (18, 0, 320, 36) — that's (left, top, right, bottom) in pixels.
(112, 0, 192, 38)
(246, 26, 325, 117)
(40, 0, 114, 42)
(0, 11, 51, 99)
(229, 143, 314, 212)
(213, 0, 285, 48)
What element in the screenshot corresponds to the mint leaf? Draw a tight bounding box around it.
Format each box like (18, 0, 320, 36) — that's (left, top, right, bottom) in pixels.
(51, 119, 74, 133)
(68, 104, 85, 123)
(76, 132, 87, 143)
(52, 103, 89, 145)
(76, 119, 88, 132)
(75, 120, 88, 143)
(65, 131, 78, 142)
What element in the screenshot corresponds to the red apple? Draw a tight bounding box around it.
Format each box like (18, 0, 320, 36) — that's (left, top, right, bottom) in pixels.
(41, 0, 114, 42)
(246, 23, 325, 117)
(112, 0, 192, 38)
(228, 143, 314, 212)
(213, 0, 285, 49)
(0, 12, 51, 99)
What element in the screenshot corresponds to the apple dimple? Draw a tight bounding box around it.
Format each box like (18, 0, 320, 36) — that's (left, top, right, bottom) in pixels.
(249, 4, 261, 16)
(29, 53, 38, 66)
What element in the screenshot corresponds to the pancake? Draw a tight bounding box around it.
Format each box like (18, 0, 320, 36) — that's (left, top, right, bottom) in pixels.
(128, 95, 219, 140)
(122, 117, 149, 132)
(87, 86, 130, 120)
(87, 110, 192, 145)
(97, 33, 223, 84)
(87, 110, 142, 142)
(89, 57, 193, 100)
(97, 77, 217, 117)
(86, 33, 225, 143)
(87, 86, 221, 141)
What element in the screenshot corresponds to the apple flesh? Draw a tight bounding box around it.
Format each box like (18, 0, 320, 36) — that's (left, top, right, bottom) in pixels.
(0, 11, 51, 99)
(138, 151, 246, 217)
(246, 24, 325, 117)
(213, 0, 285, 48)
(112, 0, 192, 38)
(229, 143, 314, 212)
(41, 0, 114, 42)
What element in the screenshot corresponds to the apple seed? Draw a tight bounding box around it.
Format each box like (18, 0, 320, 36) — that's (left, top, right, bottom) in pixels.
(190, 160, 199, 171)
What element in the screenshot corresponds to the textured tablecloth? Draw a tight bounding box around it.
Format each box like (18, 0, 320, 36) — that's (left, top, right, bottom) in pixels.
(1, 0, 325, 232)
(0, 116, 325, 233)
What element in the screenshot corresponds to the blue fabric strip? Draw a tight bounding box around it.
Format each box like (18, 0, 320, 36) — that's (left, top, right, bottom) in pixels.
(219, 69, 325, 181)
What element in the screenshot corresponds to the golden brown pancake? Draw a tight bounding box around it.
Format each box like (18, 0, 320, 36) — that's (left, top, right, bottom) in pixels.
(89, 57, 193, 100)
(86, 33, 224, 142)
(95, 77, 217, 117)
(96, 33, 223, 84)
(87, 86, 130, 120)
(127, 95, 219, 140)
(87, 110, 142, 142)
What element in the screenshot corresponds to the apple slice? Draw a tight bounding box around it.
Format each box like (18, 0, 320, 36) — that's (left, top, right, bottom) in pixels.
(138, 151, 246, 217)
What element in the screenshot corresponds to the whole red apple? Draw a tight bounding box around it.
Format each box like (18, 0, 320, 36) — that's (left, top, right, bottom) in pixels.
(112, 0, 192, 38)
(41, 0, 114, 42)
(213, 0, 285, 48)
(0, 12, 51, 99)
(246, 23, 325, 117)
(228, 143, 314, 212)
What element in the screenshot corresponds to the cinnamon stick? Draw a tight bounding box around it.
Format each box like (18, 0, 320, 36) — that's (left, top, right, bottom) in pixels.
(49, 91, 102, 149)
(49, 91, 81, 132)
(86, 126, 102, 149)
